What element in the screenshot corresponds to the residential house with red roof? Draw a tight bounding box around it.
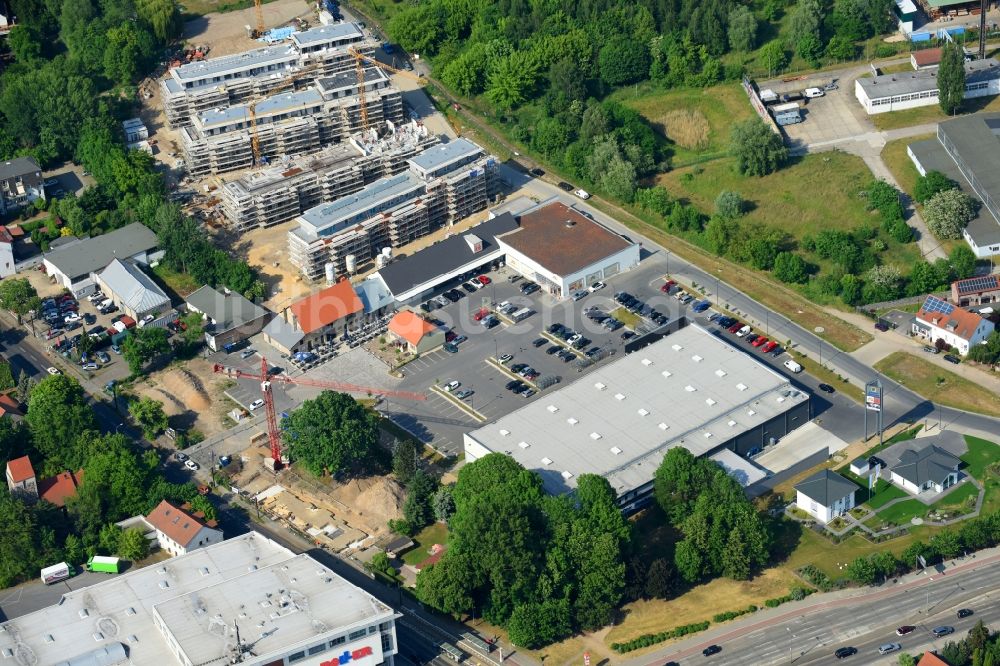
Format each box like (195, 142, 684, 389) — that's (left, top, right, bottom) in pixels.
(918, 652, 951, 666)
(912, 295, 995, 355)
(5, 455, 37, 501)
(38, 470, 85, 508)
(387, 310, 444, 354)
(0, 391, 23, 421)
(145, 500, 223, 556)
(262, 278, 364, 354)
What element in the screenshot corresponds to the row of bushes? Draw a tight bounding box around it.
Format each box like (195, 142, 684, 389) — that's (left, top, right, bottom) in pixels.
(764, 586, 815, 607)
(712, 604, 757, 623)
(610, 621, 711, 653)
(799, 565, 835, 592)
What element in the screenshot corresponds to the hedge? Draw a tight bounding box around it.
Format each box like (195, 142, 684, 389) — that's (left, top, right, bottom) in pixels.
(764, 586, 815, 608)
(712, 604, 758, 623)
(611, 621, 712, 653)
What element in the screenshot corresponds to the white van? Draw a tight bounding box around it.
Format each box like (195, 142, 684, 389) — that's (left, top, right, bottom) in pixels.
(736, 325, 752, 337)
(783, 359, 803, 373)
(804, 87, 824, 98)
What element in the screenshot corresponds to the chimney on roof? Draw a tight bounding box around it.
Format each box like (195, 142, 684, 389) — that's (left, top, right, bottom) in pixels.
(565, 220, 576, 228)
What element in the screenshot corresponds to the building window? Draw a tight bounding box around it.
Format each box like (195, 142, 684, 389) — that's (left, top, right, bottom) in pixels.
(288, 651, 306, 663)
(369, 626, 378, 635)
(349, 629, 367, 640)
(330, 636, 346, 648)
(381, 632, 393, 653)
(308, 644, 326, 656)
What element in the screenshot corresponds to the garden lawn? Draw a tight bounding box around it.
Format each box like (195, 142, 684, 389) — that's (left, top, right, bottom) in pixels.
(864, 482, 908, 510)
(782, 527, 923, 580)
(929, 482, 980, 514)
(881, 134, 932, 200)
(877, 499, 925, 525)
(400, 522, 449, 568)
(960, 436, 1000, 481)
(618, 83, 753, 167)
(613, 307, 642, 330)
(874, 352, 1000, 417)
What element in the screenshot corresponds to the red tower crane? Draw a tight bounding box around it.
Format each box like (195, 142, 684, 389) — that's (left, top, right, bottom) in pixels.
(213, 357, 425, 466)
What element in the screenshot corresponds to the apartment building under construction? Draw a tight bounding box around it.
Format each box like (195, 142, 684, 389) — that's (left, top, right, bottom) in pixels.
(288, 138, 499, 281)
(220, 120, 438, 231)
(160, 22, 375, 128)
(180, 68, 403, 176)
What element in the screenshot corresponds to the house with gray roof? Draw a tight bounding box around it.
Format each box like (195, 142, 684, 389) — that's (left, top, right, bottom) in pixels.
(0, 157, 44, 215)
(794, 470, 857, 523)
(889, 444, 962, 495)
(96, 259, 170, 321)
(43, 223, 161, 296)
(185, 285, 271, 352)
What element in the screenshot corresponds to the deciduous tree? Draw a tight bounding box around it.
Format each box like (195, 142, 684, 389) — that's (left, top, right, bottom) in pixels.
(914, 170, 955, 204)
(281, 391, 385, 477)
(26, 375, 96, 470)
(122, 326, 170, 376)
(938, 40, 966, 115)
(728, 6, 757, 52)
(730, 118, 788, 176)
(924, 188, 977, 239)
(129, 397, 168, 439)
(0, 278, 41, 323)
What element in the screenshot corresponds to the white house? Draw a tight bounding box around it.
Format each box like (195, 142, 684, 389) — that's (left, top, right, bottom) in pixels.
(794, 470, 857, 524)
(0, 226, 14, 278)
(889, 444, 962, 495)
(145, 500, 223, 557)
(912, 295, 995, 355)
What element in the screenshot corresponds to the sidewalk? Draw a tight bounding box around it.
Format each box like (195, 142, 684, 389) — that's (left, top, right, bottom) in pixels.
(625, 546, 1000, 666)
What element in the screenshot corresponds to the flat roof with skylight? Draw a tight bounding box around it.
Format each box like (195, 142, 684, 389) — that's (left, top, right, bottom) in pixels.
(464, 324, 809, 500)
(0, 533, 397, 666)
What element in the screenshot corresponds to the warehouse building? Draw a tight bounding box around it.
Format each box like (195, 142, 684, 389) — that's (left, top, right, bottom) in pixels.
(288, 137, 498, 281)
(498, 200, 640, 297)
(161, 22, 374, 127)
(464, 324, 811, 513)
(43, 223, 162, 296)
(372, 213, 518, 304)
(220, 120, 436, 231)
(908, 111, 1000, 257)
(0, 532, 400, 666)
(855, 58, 1000, 114)
(180, 68, 403, 176)
(96, 258, 171, 322)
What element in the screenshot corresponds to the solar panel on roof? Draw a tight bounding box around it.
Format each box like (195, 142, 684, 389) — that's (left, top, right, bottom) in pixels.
(923, 295, 954, 316)
(957, 275, 1000, 294)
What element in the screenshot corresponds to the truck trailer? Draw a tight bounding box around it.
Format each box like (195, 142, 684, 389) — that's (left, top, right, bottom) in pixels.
(86, 556, 122, 574)
(40, 562, 72, 585)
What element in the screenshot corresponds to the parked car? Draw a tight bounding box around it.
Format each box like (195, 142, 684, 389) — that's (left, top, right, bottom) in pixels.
(248, 399, 265, 411)
(443, 381, 460, 392)
(660, 279, 676, 293)
(111, 344, 121, 354)
(588, 281, 606, 292)
(702, 645, 721, 657)
(557, 181, 574, 192)
(532, 337, 547, 347)
(546, 345, 562, 355)
(175, 452, 189, 462)
(453, 334, 467, 345)
(184, 460, 200, 471)
(875, 321, 889, 332)
(835, 647, 857, 659)
(520, 282, 540, 295)
(497, 353, 513, 364)
(923, 345, 939, 354)
(752, 336, 769, 348)
(878, 643, 901, 656)
(761, 340, 778, 353)
(443, 343, 459, 354)
(818, 383, 835, 394)
(744, 333, 759, 344)
(96, 351, 110, 364)
(944, 354, 961, 364)
(736, 325, 752, 337)
(572, 290, 588, 301)
(81, 362, 98, 371)
(693, 300, 711, 313)
(46, 367, 61, 375)
(455, 389, 473, 399)
(241, 349, 257, 359)
(477, 275, 491, 285)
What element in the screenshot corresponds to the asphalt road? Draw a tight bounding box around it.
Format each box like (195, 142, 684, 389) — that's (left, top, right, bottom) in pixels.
(644, 554, 1000, 666)
(500, 164, 1000, 440)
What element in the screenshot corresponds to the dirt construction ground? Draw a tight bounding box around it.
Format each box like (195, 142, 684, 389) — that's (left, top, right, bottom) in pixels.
(132, 357, 236, 438)
(182, 0, 313, 57)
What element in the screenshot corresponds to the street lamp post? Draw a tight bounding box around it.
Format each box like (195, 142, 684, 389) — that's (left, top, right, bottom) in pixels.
(815, 326, 825, 368)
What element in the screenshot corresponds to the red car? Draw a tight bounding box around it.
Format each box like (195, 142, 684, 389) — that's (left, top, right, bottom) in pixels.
(660, 279, 676, 293)
(761, 340, 778, 353)
(472, 307, 489, 321)
(727, 322, 743, 333)
(752, 336, 769, 348)
(445, 330, 457, 342)
(477, 275, 491, 285)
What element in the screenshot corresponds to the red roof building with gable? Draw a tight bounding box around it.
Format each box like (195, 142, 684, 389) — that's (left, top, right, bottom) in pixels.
(388, 311, 445, 353)
(38, 470, 84, 507)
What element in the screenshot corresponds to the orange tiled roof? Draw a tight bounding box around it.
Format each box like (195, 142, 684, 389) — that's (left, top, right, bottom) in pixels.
(146, 500, 212, 547)
(388, 311, 435, 346)
(38, 470, 84, 507)
(916, 297, 988, 342)
(289, 279, 363, 334)
(918, 652, 951, 666)
(6, 455, 35, 483)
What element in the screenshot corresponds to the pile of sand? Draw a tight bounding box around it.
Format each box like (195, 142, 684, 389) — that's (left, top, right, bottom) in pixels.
(159, 368, 211, 411)
(339, 477, 405, 525)
(653, 109, 710, 150)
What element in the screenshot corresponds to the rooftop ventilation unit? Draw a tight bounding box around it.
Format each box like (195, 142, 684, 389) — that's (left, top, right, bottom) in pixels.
(736, 383, 748, 391)
(547, 405, 559, 413)
(518, 441, 530, 449)
(685, 385, 696, 392)
(614, 393, 626, 401)
(561, 471, 574, 480)
(541, 457, 553, 465)
(641, 358, 653, 366)
(662, 370, 672, 378)
(715, 369, 727, 377)
(658, 422, 669, 430)
(610, 447, 623, 455)
(672, 344, 683, 351)
(727, 419, 737, 427)
(691, 354, 703, 362)
(567, 417, 578, 425)
(589, 432, 602, 440)
(637, 408, 649, 416)
(594, 382, 606, 390)
(705, 398, 716, 406)
(499, 429, 510, 436)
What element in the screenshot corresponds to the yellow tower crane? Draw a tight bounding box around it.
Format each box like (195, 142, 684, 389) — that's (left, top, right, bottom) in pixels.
(348, 48, 427, 134)
(246, 64, 321, 165)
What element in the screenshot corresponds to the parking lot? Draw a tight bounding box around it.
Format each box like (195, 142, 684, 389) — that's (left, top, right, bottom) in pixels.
(759, 75, 874, 152)
(379, 249, 698, 454)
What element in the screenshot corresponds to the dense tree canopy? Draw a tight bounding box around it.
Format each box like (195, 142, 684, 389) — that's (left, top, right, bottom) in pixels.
(417, 454, 631, 647)
(730, 118, 788, 176)
(25, 375, 97, 471)
(938, 40, 966, 115)
(924, 188, 977, 239)
(282, 391, 386, 477)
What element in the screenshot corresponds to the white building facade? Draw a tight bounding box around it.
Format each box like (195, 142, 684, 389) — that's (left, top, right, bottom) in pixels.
(855, 59, 1000, 114)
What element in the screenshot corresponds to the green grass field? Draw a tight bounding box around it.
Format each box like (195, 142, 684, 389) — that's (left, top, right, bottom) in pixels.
(876, 498, 925, 525)
(618, 83, 753, 167)
(865, 483, 908, 510)
(399, 522, 449, 567)
(874, 352, 1000, 417)
(880, 135, 931, 201)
